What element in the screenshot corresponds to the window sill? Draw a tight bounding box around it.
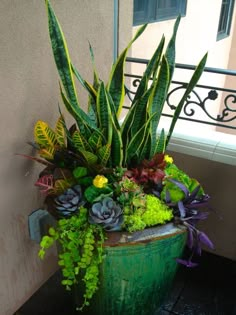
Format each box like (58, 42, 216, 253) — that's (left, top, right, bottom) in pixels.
(168, 130, 236, 166)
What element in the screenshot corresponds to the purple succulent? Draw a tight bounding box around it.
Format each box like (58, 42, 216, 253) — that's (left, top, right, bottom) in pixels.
(54, 185, 84, 217)
(88, 197, 123, 231)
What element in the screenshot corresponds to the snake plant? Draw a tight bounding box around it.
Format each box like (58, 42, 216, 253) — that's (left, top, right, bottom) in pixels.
(41, 0, 207, 171)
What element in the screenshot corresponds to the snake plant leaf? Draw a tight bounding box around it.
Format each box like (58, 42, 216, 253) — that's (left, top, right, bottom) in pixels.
(121, 83, 152, 153)
(72, 60, 98, 125)
(72, 130, 92, 152)
(97, 82, 113, 144)
(148, 56, 170, 157)
(55, 115, 66, 147)
(166, 53, 208, 146)
(130, 85, 153, 138)
(155, 128, 166, 154)
(125, 114, 153, 165)
(111, 115, 123, 167)
(60, 84, 94, 138)
(71, 64, 97, 100)
(107, 24, 147, 117)
(98, 144, 111, 166)
(39, 146, 55, 160)
(165, 15, 181, 84)
(34, 120, 58, 148)
(45, 0, 79, 109)
(138, 132, 151, 163)
(88, 41, 100, 87)
(87, 42, 100, 125)
(88, 130, 103, 151)
(132, 36, 165, 105)
(106, 91, 120, 130)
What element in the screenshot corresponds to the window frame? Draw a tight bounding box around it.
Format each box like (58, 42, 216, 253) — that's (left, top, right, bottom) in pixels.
(217, 0, 235, 41)
(133, 0, 187, 26)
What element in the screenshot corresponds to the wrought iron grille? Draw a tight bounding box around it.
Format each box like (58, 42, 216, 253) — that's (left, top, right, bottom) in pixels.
(125, 57, 236, 131)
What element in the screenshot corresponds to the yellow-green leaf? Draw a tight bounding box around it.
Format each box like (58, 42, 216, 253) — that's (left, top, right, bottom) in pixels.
(54, 179, 74, 194)
(98, 144, 111, 166)
(55, 115, 66, 147)
(79, 150, 98, 165)
(34, 121, 57, 148)
(72, 130, 92, 152)
(38, 146, 55, 160)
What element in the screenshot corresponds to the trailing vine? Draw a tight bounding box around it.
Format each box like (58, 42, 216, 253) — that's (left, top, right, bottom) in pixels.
(39, 207, 106, 309)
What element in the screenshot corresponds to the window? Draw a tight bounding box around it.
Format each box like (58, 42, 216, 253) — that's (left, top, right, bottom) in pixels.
(133, 0, 187, 26)
(217, 0, 235, 40)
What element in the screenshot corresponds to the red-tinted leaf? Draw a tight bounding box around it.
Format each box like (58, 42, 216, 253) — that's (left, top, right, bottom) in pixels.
(35, 175, 54, 195)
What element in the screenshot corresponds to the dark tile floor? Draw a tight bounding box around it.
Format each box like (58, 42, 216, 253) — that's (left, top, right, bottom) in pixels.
(16, 251, 236, 315)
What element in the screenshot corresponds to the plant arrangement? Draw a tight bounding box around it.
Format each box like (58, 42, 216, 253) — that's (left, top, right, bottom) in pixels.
(24, 0, 214, 310)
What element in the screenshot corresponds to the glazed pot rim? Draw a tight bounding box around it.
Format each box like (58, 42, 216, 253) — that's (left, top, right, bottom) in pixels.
(104, 223, 186, 247)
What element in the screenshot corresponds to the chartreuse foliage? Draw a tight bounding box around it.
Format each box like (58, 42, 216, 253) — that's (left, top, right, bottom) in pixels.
(39, 207, 105, 310)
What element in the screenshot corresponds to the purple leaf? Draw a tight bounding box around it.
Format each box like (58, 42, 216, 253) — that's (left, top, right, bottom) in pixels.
(195, 242, 202, 256)
(168, 178, 189, 198)
(178, 201, 186, 218)
(185, 185, 200, 203)
(176, 258, 198, 268)
(193, 211, 209, 220)
(187, 227, 194, 249)
(198, 231, 214, 249)
(165, 189, 171, 203)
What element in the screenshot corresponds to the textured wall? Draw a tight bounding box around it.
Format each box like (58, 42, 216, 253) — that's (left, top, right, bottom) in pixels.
(0, 1, 132, 314)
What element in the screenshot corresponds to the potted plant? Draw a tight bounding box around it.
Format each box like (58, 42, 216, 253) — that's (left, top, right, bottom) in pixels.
(25, 1, 214, 314)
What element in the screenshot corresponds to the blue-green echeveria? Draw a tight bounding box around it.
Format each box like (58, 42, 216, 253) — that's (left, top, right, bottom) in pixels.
(88, 197, 123, 231)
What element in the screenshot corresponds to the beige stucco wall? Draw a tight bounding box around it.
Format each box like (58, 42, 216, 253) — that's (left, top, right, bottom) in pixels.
(0, 1, 132, 314)
(218, 4, 236, 135)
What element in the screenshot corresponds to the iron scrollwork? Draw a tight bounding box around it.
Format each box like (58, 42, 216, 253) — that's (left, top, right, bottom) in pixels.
(124, 74, 236, 129)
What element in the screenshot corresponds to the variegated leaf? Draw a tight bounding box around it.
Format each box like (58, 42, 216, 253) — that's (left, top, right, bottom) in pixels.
(107, 24, 147, 117)
(34, 120, 57, 148)
(46, 0, 79, 109)
(38, 146, 55, 160)
(72, 130, 92, 152)
(55, 115, 66, 147)
(88, 131, 103, 150)
(79, 149, 98, 165)
(97, 144, 111, 166)
(35, 175, 54, 195)
(97, 82, 113, 144)
(155, 129, 166, 154)
(54, 178, 74, 195)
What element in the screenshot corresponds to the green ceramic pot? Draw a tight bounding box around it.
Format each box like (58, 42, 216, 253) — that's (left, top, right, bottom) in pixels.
(75, 223, 186, 315)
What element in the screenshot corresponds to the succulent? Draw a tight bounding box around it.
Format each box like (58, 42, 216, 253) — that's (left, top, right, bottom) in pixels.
(88, 197, 123, 231)
(55, 185, 84, 216)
